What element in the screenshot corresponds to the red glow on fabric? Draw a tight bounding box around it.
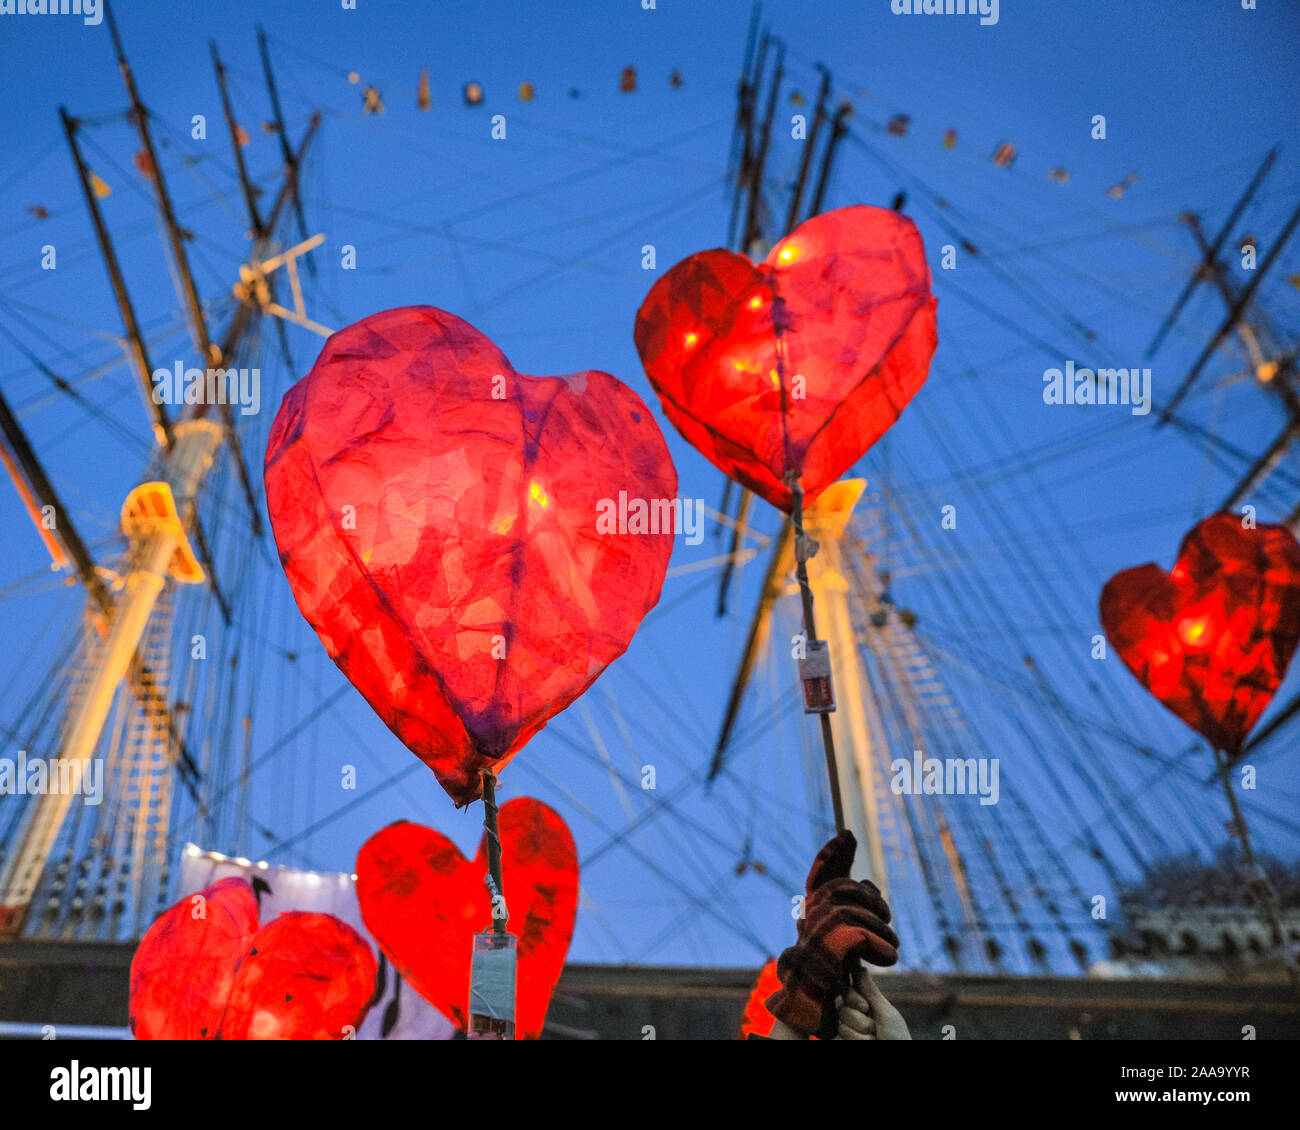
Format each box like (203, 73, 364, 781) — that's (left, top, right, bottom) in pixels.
(739, 957, 781, 1039)
(265, 306, 677, 806)
(633, 205, 937, 512)
(355, 797, 578, 1039)
(129, 879, 377, 1040)
(1100, 513, 1300, 756)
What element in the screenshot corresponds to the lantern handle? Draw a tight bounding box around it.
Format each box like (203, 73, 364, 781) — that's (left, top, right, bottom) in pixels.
(481, 769, 508, 935)
(786, 472, 846, 834)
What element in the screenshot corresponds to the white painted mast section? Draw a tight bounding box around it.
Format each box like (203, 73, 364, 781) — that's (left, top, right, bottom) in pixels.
(0, 421, 221, 928)
(799, 480, 891, 900)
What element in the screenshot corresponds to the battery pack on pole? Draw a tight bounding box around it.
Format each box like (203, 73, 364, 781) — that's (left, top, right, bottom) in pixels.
(799, 641, 834, 712)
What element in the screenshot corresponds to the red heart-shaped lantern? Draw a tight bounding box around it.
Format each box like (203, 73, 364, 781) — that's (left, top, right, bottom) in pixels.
(739, 957, 781, 1040)
(1100, 513, 1300, 756)
(129, 877, 259, 1040)
(266, 306, 677, 805)
(355, 797, 578, 1039)
(634, 205, 937, 512)
(221, 912, 379, 1041)
(129, 879, 377, 1040)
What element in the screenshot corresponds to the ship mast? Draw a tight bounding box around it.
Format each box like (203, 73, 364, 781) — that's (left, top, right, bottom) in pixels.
(0, 5, 323, 937)
(708, 20, 899, 891)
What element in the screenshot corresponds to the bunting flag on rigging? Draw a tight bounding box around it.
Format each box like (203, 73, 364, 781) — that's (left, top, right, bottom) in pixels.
(1107, 171, 1139, 199)
(942, 128, 957, 149)
(1100, 513, 1300, 758)
(90, 171, 111, 198)
(265, 306, 677, 805)
(418, 68, 431, 110)
(633, 205, 937, 513)
(620, 65, 637, 93)
(990, 142, 1017, 168)
(356, 797, 579, 1040)
(464, 81, 484, 106)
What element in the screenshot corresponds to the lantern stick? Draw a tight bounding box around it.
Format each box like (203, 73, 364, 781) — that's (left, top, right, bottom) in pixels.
(1213, 749, 1299, 995)
(787, 476, 847, 834)
(773, 293, 847, 835)
(481, 769, 508, 935)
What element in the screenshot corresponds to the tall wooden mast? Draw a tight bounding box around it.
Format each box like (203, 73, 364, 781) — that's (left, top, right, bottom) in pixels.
(0, 7, 322, 937)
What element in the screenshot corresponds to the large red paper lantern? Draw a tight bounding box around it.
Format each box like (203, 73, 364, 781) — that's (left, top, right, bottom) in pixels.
(355, 797, 578, 1039)
(129, 879, 377, 1040)
(633, 205, 937, 512)
(221, 912, 379, 1041)
(266, 306, 677, 805)
(1100, 513, 1300, 756)
(129, 877, 259, 1040)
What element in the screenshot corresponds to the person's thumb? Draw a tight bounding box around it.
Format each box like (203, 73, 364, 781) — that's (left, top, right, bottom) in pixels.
(806, 829, 857, 893)
(856, 965, 889, 1009)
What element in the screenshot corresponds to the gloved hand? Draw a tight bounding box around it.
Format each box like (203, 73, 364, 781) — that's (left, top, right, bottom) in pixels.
(764, 830, 899, 1039)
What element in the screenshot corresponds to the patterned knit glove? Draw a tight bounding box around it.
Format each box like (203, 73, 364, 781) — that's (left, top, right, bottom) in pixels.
(765, 830, 899, 1039)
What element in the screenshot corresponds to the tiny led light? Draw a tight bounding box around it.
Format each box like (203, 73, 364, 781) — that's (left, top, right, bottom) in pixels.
(529, 481, 549, 507)
(1178, 617, 1209, 646)
(684, 332, 698, 346)
(748, 296, 762, 309)
(778, 245, 799, 263)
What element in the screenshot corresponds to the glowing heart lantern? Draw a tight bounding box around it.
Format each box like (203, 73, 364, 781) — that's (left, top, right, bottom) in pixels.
(1100, 513, 1300, 757)
(739, 957, 781, 1040)
(129, 877, 259, 1040)
(129, 878, 377, 1040)
(355, 797, 578, 1039)
(633, 205, 938, 512)
(265, 307, 677, 805)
